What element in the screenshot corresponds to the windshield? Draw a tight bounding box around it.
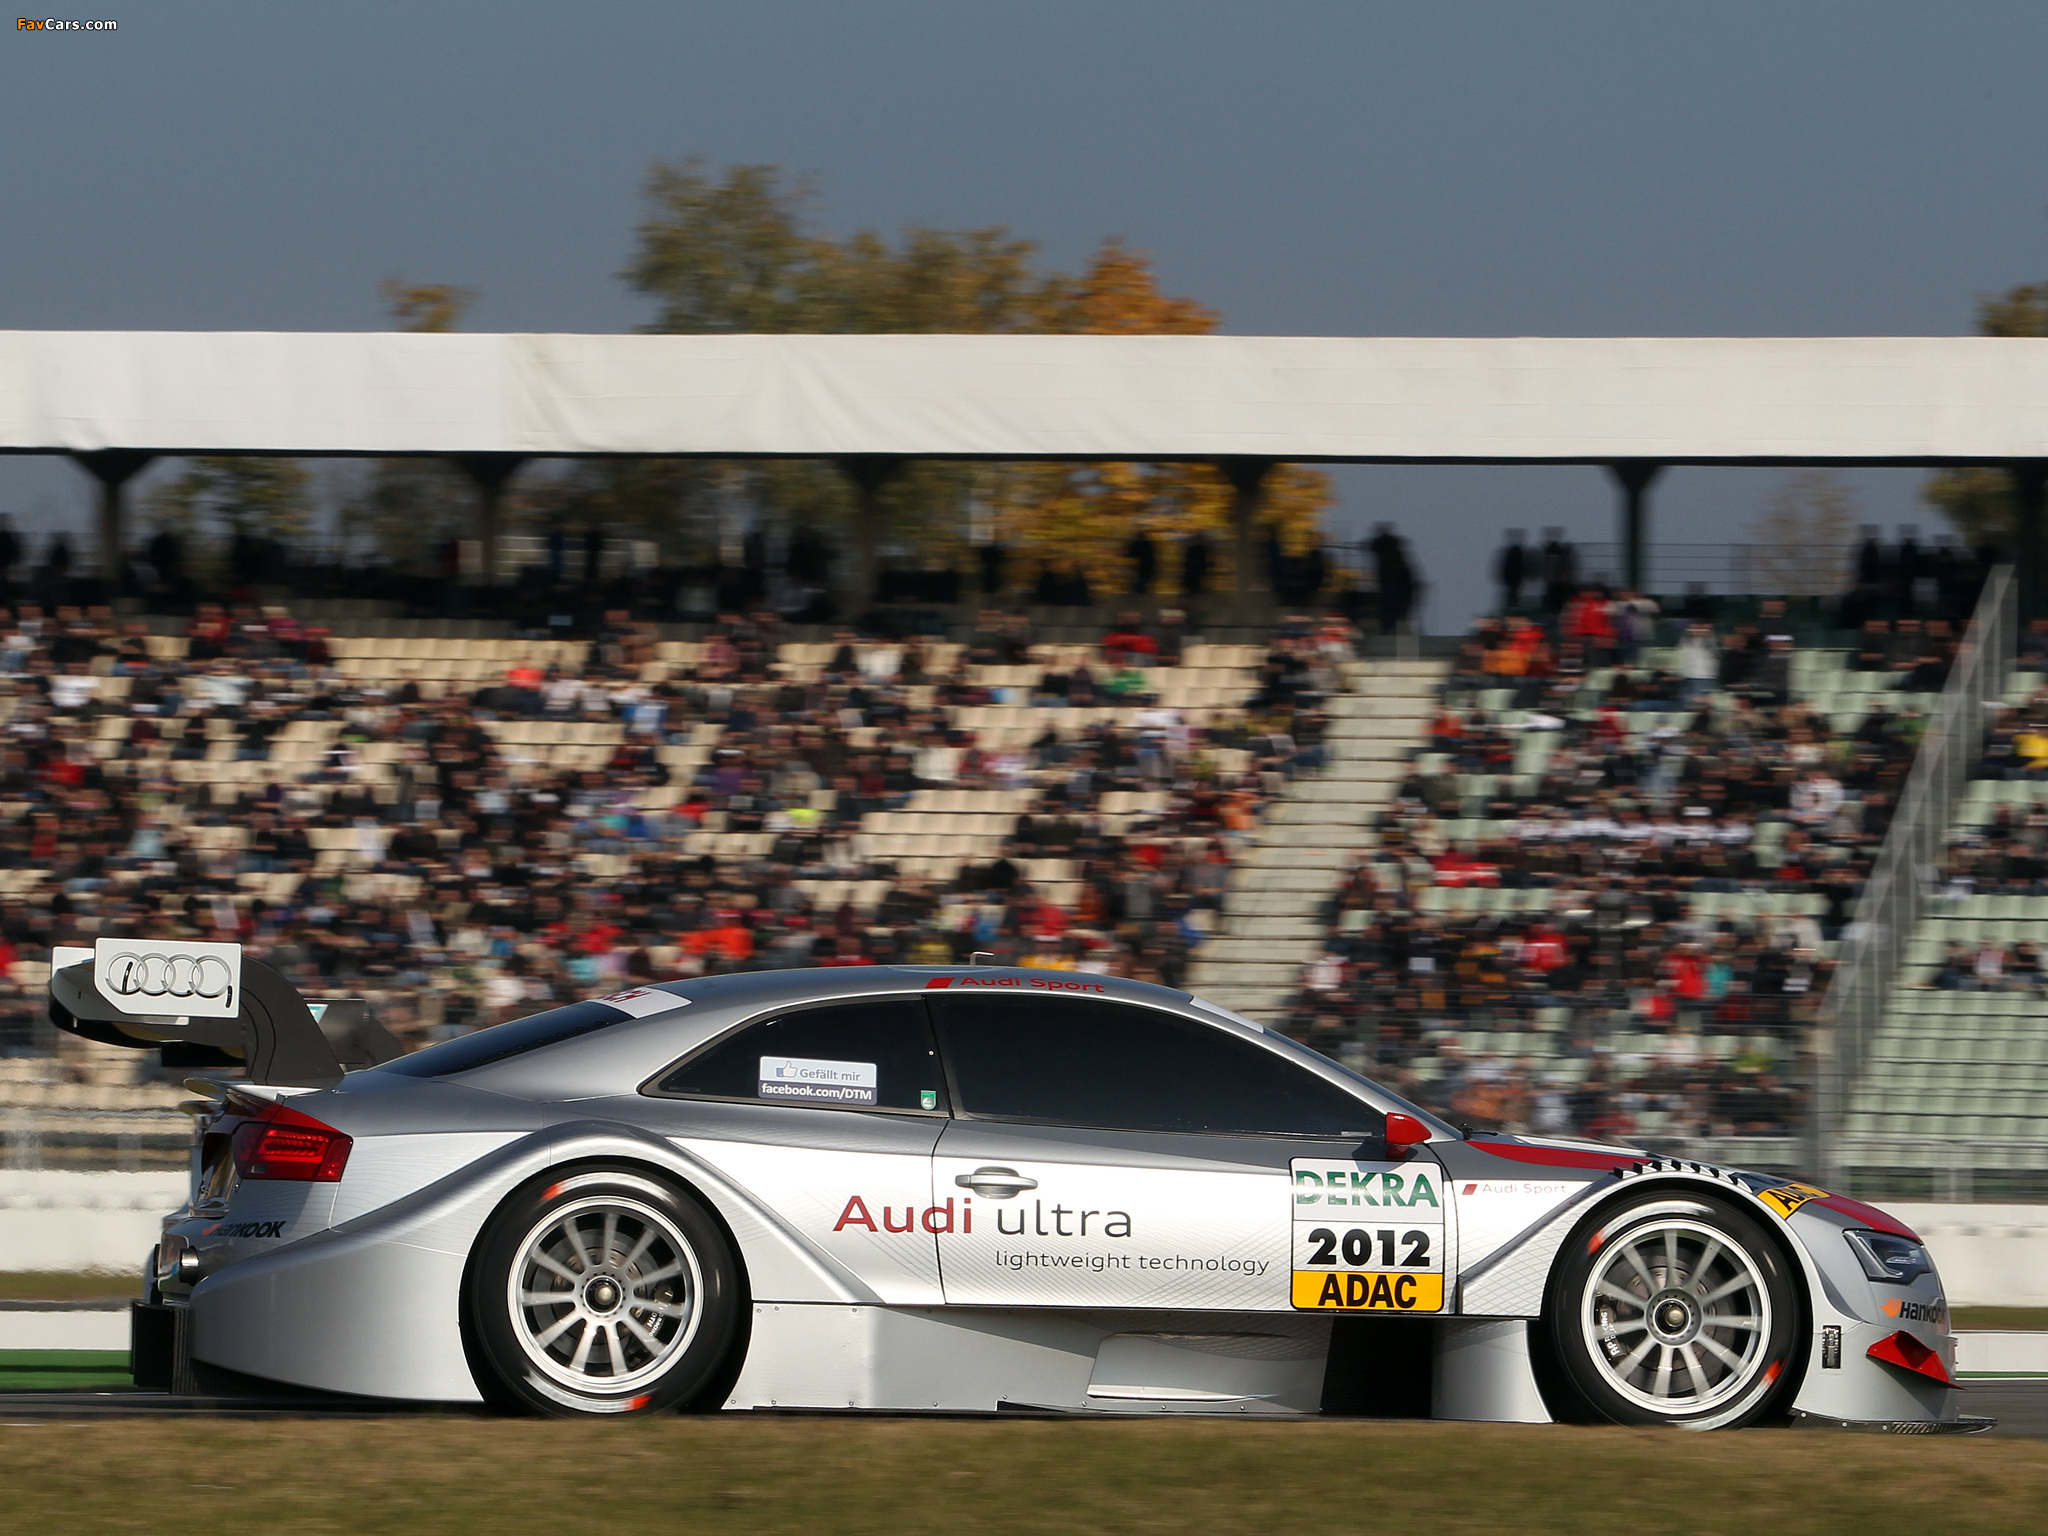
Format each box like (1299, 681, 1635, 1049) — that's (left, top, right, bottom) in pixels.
(374, 1000, 629, 1078)
(1187, 992, 1454, 1134)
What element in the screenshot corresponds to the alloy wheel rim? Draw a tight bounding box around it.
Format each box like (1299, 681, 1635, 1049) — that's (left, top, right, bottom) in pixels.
(508, 1196, 702, 1394)
(1581, 1218, 1771, 1414)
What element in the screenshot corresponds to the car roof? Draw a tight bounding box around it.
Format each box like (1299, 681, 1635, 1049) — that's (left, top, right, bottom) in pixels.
(436, 965, 1450, 1134)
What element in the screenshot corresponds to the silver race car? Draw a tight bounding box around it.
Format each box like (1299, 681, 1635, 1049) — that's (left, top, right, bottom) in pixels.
(51, 940, 1975, 1429)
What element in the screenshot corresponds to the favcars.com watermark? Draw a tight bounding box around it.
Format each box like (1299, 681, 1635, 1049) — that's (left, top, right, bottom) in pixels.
(18, 16, 119, 27)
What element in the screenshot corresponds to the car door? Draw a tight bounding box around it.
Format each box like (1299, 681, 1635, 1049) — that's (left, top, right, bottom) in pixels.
(928, 992, 1446, 1315)
(637, 995, 952, 1305)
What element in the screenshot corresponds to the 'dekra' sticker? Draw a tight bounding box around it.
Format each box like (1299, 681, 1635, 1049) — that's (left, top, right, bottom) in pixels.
(1289, 1159, 1445, 1313)
(758, 1056, 878, 1106)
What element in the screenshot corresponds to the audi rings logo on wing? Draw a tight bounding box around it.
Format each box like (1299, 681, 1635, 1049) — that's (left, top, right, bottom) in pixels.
(91, 939, 242, 1018)
(103, 952, 235, 1008)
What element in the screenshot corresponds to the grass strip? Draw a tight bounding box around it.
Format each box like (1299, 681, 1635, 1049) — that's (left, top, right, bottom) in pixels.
(1955, 1308, 2048, 1332)
(0, 1418, 2045, 1535)
(0, 1349, 131, 1391)
(0, 1272, 140, 1302)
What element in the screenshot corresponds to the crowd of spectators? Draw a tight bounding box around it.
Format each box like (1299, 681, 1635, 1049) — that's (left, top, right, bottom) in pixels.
(0, 598, 1345, 1067)
(0, 521, 1998, 1158)
(1276, 580, 1956, 1148)
(1921, 662, 2048, 993)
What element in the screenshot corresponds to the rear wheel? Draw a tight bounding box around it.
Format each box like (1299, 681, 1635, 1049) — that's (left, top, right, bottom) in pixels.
(1541, 1193, 1802, 1429)
(467, 1168, 741, 1416)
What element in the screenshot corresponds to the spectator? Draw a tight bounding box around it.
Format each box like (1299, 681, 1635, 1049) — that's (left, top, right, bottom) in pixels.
(1676, 622, 1719, 707)
(1496, 529, 1528, 611)
(1538, 528, 1577, 615)
(1366, 524, 1419, 636)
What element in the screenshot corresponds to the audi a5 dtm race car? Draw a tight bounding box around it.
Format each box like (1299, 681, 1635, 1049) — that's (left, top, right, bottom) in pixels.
(49, 939, 1980, 1429)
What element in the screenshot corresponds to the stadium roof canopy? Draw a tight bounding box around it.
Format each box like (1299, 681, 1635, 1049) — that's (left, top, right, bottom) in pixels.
(4, 331, 2045, 593)
(4, 331, 2048, 464)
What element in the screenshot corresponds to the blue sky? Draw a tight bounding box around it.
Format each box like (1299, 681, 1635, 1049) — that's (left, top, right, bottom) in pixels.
(3, 2, 2043, 621)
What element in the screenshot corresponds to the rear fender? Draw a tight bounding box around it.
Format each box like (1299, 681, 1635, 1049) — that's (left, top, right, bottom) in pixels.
(190, 1120, 872, 1401)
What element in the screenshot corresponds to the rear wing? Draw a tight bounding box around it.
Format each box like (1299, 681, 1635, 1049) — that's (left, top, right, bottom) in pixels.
(47, 940, 403, 1087)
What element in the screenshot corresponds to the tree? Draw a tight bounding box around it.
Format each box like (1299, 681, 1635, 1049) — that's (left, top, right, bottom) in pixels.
(993, 241, 1333, 586)
(619, 163, 1335, 594)
(144, 457, 313, 579)
(623, 159, 1065, 336)
(511, 457, 715, 564)
(1924, 280, 2048, 550)
(339, 282, 484, 573)
(622, 161, 831, 334)
(380, 278, 479, 335)
(1749, 470, 1856, 597)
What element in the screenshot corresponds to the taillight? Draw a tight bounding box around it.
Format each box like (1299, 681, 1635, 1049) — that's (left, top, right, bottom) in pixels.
(230, 1101, 351, 1182)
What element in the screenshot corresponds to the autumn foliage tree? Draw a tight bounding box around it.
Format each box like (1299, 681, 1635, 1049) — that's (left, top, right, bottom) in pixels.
(618, 159, 1333, 590)
(999, 240, 1331, 587)
(1924, 280, 2048, 550)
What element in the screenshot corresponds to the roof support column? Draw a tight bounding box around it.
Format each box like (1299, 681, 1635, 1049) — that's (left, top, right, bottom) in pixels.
(73, 450, 156, 587)
(839, 456, 904, 614)
(1219, 458, 1274, 597)
(1608, 462, 1663, 595)
(2014, 462, 2047, 619)
(454, 454, 526, 588)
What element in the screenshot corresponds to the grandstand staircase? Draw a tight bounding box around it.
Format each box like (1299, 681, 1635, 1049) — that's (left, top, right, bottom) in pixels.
(1190, 657, 1449, 1021)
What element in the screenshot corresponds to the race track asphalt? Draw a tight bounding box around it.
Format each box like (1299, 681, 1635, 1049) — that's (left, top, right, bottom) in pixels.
(2, 1382, 2045, 1433)
(1966, 1379, 2048, 1439)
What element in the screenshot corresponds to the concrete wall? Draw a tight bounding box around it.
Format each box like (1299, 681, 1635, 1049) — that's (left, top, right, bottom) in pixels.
(0, 1170, 187, 1274)
(1888, 1205, 2048, 1308)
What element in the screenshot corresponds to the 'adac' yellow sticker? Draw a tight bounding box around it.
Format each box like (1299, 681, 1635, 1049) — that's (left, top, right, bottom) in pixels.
(1756, 1181, 1829, 1220)
(1291, 1271, 1446, 1311)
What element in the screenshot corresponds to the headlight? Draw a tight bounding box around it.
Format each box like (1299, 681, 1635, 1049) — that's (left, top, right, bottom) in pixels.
(1845, 1229, 1930, 1284)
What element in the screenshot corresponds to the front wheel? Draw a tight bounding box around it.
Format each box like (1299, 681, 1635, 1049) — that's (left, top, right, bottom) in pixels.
(467, 1167, 742, 1416)
(1540, 1193, 1802, 1429)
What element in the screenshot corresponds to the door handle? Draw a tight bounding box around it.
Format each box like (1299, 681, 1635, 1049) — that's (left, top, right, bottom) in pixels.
(954, 1166, 1038, 1198)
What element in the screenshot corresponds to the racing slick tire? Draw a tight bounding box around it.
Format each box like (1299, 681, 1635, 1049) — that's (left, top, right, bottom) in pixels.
(1538, 1191, 1803, 1430)
(467, 1167, 743, 1417)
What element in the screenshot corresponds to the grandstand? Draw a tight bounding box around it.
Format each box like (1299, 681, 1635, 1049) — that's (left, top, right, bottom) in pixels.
(8, 573, 2048, 1199)
(1834, 643, 2048, 1201)
(1185, 568, 2048, 1187)
(0, 602, 1300, 1167)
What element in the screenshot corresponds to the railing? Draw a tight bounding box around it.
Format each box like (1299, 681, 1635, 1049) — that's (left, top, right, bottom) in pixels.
(1635, 1134, 2048, 1201)
(1823, 1136, 2048, 1204)
(1810, 564, 2017, 1185)
(1573, 542, 1859, 598)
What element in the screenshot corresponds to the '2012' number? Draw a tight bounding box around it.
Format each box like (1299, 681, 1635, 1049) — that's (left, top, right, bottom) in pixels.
(1305, 1227, 1431, 1267)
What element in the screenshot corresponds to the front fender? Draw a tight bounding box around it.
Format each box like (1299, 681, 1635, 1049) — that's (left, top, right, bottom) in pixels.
(1453, 1159, 1960, 1427)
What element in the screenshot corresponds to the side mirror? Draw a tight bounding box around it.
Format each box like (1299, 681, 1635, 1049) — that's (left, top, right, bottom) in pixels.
(1385, 1112, 1430, 1157)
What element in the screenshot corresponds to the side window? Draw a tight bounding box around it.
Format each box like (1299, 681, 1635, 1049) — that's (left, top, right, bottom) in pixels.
(652, 998, 947, 1114)
(928, 995, 1375, 1137)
